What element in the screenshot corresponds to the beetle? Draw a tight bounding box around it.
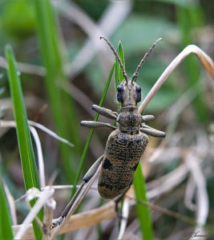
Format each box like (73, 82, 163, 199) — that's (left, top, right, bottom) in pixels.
(52, 37, 166, 228)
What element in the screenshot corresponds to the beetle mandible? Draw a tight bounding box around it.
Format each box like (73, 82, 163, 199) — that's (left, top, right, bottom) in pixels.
(52, 37, 166, 228)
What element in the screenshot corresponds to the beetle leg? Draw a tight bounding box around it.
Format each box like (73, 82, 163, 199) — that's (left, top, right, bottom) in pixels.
(140, 126, 166, 138)
(114, 182, 132, 219)
(92, 104, 118, 119)
(141, 115, 155, 122)
(52, 155, 104, 228)
(81, 121, 116, 130)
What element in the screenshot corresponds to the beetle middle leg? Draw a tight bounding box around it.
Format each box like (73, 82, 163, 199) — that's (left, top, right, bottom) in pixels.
(52, 155, 104, 228)
(140, 125, 166, 138)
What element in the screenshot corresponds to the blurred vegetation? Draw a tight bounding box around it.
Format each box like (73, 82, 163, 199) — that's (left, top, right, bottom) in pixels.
(0, 0, 214, 239)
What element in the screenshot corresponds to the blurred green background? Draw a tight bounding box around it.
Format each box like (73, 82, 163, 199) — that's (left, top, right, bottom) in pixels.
(0, 0, 214, 239)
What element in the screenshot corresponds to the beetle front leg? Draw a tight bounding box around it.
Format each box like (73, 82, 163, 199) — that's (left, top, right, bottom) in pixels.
(81, 121, 116, 130)
(92, 104, 118, 119)
(140, 125, 166, 138)
(52, 155, 104, 228)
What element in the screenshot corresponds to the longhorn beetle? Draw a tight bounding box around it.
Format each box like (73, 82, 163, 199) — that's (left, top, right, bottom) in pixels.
(52, 37, 166, 228)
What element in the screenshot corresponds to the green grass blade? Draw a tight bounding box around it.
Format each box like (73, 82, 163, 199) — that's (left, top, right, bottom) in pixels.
(34, 0, 80, 182)
(5, 45, 42, 239)
(5, 46, 39, 190)
(0, 178, 14, 240)
(133, 164, 154, 240)
(115, 41, 125, 110)
(115, 41, 126, 86)
(72, 64, 115, 196)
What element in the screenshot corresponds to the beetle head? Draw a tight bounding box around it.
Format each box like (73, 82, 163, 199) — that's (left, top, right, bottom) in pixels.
(117, 80, 141, 107)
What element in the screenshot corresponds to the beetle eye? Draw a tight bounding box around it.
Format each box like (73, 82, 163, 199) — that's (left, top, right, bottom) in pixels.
(136, 85, 141, 93)
(117, 85, 123, 92)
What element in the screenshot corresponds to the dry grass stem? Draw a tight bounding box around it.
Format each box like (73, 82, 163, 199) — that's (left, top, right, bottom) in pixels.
(43, 197, 56, 240)
(185, 153, 209, 225)
(184, 176, 197, 211)
(139, 44, 214, 113)
(118, 198, 130, 240)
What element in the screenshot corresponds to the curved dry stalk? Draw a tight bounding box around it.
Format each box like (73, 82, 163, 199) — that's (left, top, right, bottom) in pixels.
(139, 44, 214, 113)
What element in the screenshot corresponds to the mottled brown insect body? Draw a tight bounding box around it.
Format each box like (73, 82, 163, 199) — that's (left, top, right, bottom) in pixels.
(98, 128, 148, 199)
(52, 37, 165, 228)
(98, 81, 149, 198)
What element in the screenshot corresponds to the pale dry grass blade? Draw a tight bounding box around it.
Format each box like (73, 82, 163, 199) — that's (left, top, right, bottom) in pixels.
(185, 153, 209, 240)
(43, 197, 56, 239)
(139, 45, 214, 113)
(184, 176, 197, 211)
(117, 198, 130, 240)
(58, 201, 116, 235)
(185, 153, 209, 225)
(0, 120, 46, 187)
(27, 120, 74, 148)
(3, 180, 17, 225)
(29, 126, 45, 188)
(15, 187, 54, 240)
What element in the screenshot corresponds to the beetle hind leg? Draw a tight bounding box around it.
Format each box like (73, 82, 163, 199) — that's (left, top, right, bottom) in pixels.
(114, 182, 132, 220)
(52, 155, 104, 228)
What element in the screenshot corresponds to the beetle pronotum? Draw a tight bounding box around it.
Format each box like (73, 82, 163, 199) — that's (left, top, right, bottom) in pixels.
(52, 37, 166, 228)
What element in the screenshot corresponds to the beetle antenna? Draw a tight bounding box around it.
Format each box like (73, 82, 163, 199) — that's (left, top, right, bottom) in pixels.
(131, 38, 162, 82)
(100, 36, 128, 83)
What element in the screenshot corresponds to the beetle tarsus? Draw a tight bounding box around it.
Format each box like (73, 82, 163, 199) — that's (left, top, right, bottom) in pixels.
(52, 217, 64, 229)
